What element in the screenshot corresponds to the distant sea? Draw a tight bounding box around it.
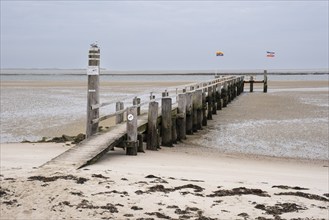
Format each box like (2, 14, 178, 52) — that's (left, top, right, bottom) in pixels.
(0, 68, 328, 144)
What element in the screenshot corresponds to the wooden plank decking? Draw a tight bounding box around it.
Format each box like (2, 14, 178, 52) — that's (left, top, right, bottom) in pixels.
(41, 113, 149, 170)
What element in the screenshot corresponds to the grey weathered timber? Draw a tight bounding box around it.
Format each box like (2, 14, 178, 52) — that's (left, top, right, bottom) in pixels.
(41, 112, 151, 169)
(133, 97, 141, 116)
(177, 93, 187, 140)
(161, 97, 173, 146)
(250, 76, 254, 92)
(216, 83, 222, 110)
(202, 91, 207, 126)
(137, 134, 144, 153)
(195, 89, 203, 130)
(192, 91, 198, 132)
(86, 45, 100, 138)
(263, 71, 268, 93)
(116, 102, 124, 124)
(147, 101, 159, 150)
(126, 107, 138, 155)
(212, 85, 217, 115)
(172, 109, 177, 144)
(207, 86, 213, 120)
(185, 92, 193, 135)
(222, 82, 228, 107)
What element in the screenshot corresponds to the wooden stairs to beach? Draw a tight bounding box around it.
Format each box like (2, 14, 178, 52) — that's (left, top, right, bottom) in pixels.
(41, 113, 150, 170)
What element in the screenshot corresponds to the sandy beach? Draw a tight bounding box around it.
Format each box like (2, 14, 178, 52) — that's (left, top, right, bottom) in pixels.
(1, 78, 328, 219)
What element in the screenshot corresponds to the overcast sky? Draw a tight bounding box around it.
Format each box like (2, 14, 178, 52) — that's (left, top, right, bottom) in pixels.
(1, 1, 328, 71)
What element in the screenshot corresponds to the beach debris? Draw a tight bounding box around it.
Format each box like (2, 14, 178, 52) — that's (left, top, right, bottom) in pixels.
(92, 190, 128, 196)
(131, 206, 143, 210)
(147, 184, 205, 194)
(207, 187, 270, 197)
(272, 185, 309, 190)
(275, 191, 329, 202)
(323, 193, 329, 198)
(238, 212, 249, 220)
(75, 199, 118, 213)
(254, 202, 307, 216)
(145, 212, 171, 219)
(28, 175, 88, 184)
(70, 191, 84, 197)
(145, 174, 161, 179)
(91, 174, 109, 179)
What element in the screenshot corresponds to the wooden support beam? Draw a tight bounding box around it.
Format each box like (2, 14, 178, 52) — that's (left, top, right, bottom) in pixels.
(250, 76, 254, 93)
(147, 101, 159, 150)
(133, 97, 141, 116)
(116, 101, 124, 124)
(195, 89, 203, 130)
(186, 92, 193, 135)
(161, 97, 173, 147)
(264, 71, 268, 93)
(177, 93, 187, 141)
(86, 45, 100, 138)
(172, 109, 178, 144)
(126, 106, 138, 156)
(207, 86, 213, 120)
(192, 91, 198, 132)
(212, 85, 217, 115)
(202, 91, 207, 126)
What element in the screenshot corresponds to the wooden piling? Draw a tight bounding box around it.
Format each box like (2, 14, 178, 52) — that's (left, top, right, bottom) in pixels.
(202, 91, 207, 126)
(147, 101, 159, 150)
(250, 76, 254, 93)
(195, 89, 203, 130)
(115, 102, 124, 124)
(137, 133, 144, 153)
(161, 97, 173, 146)
(126, 106, 138, 156)
(207, 86, 213, 120)
(192, 91, 198, 132)
(177, 93, 187, 140)
(172, 109, 178, 144)
(212, 85, 217, 115)
(133, 97, 141, 115)
(86, 44, 100, 138)
(263, 71, 268, 93)
(185, 92, 193, 135)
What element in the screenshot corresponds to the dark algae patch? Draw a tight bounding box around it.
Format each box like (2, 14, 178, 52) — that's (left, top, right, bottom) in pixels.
(28, 175, 88, 184)
(275, 191, 329, 202)
(255, 202, 307, 216)
(207, 187, 270, 197)
(145, 212, 171, 219)
(272, 185, 309, 190)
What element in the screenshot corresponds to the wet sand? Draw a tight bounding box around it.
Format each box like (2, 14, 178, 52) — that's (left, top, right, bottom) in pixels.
(0, 80, 328, 219)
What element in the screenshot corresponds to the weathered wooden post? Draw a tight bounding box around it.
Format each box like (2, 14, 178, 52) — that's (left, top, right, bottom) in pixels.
(147, 101, 159, 150)
(202, 90, 207, 126)
(137, 134, 144, 153)
(116, 102, 124, 124)
(192, 91, 198, 132)
(212, 85, 217, 115)
(133, 97, 141, 116)
(161, 96, 173, 146)
(177, 93, 187, 140)
(207, 86, 213, 120)
(217, 83, 222, 110)
(195, 89, 203, 130)
(126, 106, 138, 156)
(185, 92, 193, 135)
(86, 44, 100, 138)
(263, 70, 268, 93)
(250, 76, 254, 93)
(222, 82, 228, 108)
(172, 109, 178, 144)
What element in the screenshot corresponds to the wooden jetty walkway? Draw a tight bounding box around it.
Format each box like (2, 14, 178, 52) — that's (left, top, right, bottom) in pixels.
(41, 44, 267, 170)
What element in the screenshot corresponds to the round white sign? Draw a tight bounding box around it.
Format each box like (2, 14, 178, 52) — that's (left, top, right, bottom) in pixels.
(127, 114, 134, 121)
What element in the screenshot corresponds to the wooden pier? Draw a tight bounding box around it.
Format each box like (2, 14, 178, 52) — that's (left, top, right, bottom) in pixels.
(41, 44, 250, 170)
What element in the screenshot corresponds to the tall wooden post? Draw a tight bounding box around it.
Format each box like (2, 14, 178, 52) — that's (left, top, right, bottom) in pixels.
(126, 106, 138, 156)
(147, 101, 159, 150)
(192, 91, 198, 132)
(212, 85, 217, 115)
(263, 70, 268, 93)
(217, 83, 222, 110)
(133, 97, 141, 116)
(185, 92, 193, 135)
(202, 91, 207, 126)
(207, 86, 213, 120)
(116, 101, 124, 124)
(86, 44, 100, 138)
(250, 76, 254, 93)
(161, 97, 173, 147)
(195, 89, 203, 130)
(177, 93, 187, 140)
